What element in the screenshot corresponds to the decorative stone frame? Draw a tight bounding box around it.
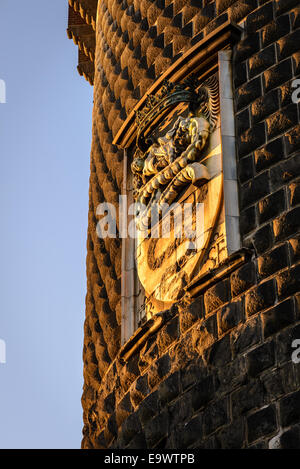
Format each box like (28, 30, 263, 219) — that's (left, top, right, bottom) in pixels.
(114, 22, 243, 345)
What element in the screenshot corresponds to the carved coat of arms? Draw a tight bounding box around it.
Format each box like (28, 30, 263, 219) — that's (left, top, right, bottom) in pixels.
(131, 76, 225, 317)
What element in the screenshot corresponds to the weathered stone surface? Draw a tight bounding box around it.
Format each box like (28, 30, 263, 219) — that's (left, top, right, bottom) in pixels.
(280, 390, 300, 428)
(258, 188, 286, 224)
(240, 205, 257, 237)
(241, 172, 270, 210)
(251, 88, 279, 124)
(261, 15, 291, 48)
(270, 154, 300, 190)
(204, 279, 230, 314)
(218, 301, 243, 334)
(203, 398, 229, 436)
(231, 380, 265, 418)
(235, 77, 262, 111)
(263, 58, 293, 93)
(247, 405, 277, 443)
(254, 137, 284, 173)
(245, 279, 277, 317)
(262, 297, 296, 338)
(280, 425, 300, 449)
(266, 104, 298, 140)
(277, 29, 300, 61)
(252, 223, 273, 255)
(247, 341, 276, 377)
(231, 262, 256, 297)
(273, 207, 300, 242)
(231, 317, 262, 355)
(276, 264, 300, 300)
(257, 243, 289, 278)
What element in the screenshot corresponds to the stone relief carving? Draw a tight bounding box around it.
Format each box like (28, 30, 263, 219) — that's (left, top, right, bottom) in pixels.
(131, 76, 223, 318)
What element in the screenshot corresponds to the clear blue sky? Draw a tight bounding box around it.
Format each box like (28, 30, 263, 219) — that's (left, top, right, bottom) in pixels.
(0, 1, 93, 448)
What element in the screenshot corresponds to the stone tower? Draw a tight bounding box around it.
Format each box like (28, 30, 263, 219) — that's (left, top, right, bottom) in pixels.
(67, 0, 300, 449)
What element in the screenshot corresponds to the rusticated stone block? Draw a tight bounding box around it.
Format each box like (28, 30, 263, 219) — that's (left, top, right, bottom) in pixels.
(247, 340, 276, 377)
(234, 32, 260, 63)
(275, 0, 300, 16)
(204, 279, 230, 314)
(257, 243, 289, 278)
(205, 12, 228, 35)
(203, 397, 229, 436)
(254, 137, 284, 173)
(178, 414, 203, 449)
(231, 317, 262, 355)
(289, 179, 300, 207)
(157, 315, 179, 352)
(293, 52, 300, 75)
(121, 413, 141, 445)
(231, 380, 265, 418)
(238, 154, 254, 184)
(291, 6, 300, 30)
(168, 392, 193, 431)
(273, 206, 300, 242)
(245, 279, 277, 317)
(271, 154, 300, 190)
(252, 223, 273, 255)
(241, 171, 270, 210)
(285, 126, 300, 155)
(236, 108, 250, 134)
(263, 58, 293, 93)
(258, 188, 286, 223)
(216, 0, 236, 15)
(229, 0, 258, 25)
(261, 15, 291, 48)
(280, 80, 296, 108)
(218, 302, 243, 334)
(246, 2, 274, 33)
(289, 235, 300, 264)
(158, 372, 180, 406)
(179, 298, 204, 333)
(238, 123, 266, 158)
(144, 410, 169, 447)
(251, 89, 279, 124)
(266, 104, 298, 140)
(280, 390, 300, 427)
(280, 425, 300, 449)
(233, 60, 247, 88)
(262, 297, 296, 338)
(277, 29, 300, 61)
(137, 391, 159, 426)
(130, 374, 149, 407)
(204, 334, 232, 367)
(235, 77, 262, 111)
(247, 405, 277, 443)
(263, 362, 296, 401)
(190, 375, 215, 411)
(181, 361, 207, 391)
(216, 356, 247, 394)
(231, 261, 256, 297)
(276, 264, 300, 300)
(216, 418, 245, 449)
(240, 205, 256, 236)
(116, 392, 133, 427)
